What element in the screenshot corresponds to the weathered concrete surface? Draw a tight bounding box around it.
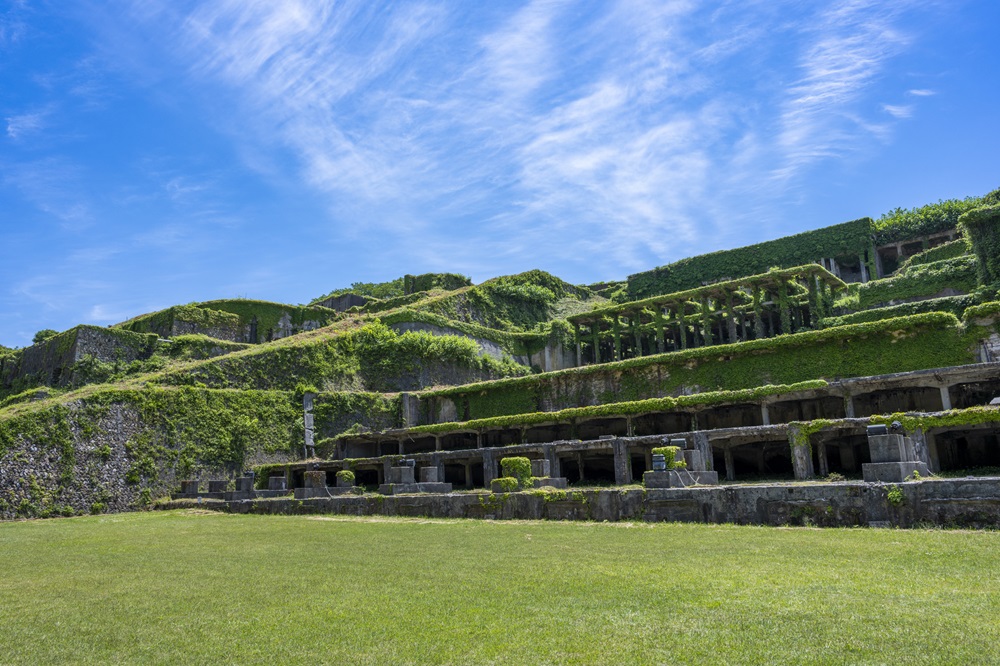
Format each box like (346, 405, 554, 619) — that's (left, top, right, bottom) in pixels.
(158, 477, 1000, 528)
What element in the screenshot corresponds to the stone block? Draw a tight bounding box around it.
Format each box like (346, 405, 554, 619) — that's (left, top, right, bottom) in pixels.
(419, 467, 439, 483)
(683, 449, 704, 472)
(180, 480, 199, 495)
(208, 480, 228, 493)
(530, 459, 551, 477)
(868, 434, 908, 463)
(267, 476, 287, 491)
(687, 471, 719, 485)
(236, 477, 254, 492)
(643, 470, 687, 489)
(532, 477, 569, 489)
(862, 461, 930, 483)
(336, 474, 354, 488)
(304, 470, 326, 489)
(389, 466, 416, 484)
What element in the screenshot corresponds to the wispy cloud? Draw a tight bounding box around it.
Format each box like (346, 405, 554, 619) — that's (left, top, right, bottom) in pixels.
(907, 88, 936, 96)
(773, 0, 916, 181)
(882, 103, 913, 119)
(5, 110, 47, 139)
(85, 0, 937, 276)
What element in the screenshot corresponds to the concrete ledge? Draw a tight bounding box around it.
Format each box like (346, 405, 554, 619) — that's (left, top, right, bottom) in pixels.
(158, 477, 1000, 529)
(862, 462, 930, 483)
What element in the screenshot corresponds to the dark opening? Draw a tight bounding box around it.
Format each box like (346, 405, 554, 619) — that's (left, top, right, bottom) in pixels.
(632, 412, 691, 436)
(853, 387, 944, 417)
(699, 404, 762, 430)
(934, 428, 1000, 471)
(769, 397, 846, 423)
(576, 418, 628, 440)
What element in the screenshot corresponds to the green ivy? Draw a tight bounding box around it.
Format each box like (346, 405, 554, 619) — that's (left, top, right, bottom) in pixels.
(854, 257, 978, 309)
(959, 205, 1000, 285)
(627, 218, 873, 299)
(500, 456, 532, 487)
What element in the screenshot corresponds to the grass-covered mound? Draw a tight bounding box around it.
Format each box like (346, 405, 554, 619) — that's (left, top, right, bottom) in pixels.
(1, 512, 998, 664)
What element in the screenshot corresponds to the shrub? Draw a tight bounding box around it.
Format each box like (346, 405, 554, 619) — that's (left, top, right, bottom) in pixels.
(492, 477, 519, 493)
(651, 446, 687, 470)
(336, 470, 355, 483)
(32, 329, 59, 345)
(886, 485, 904, 507)
(500, 457, 532, 487)
(959, 205, 1000, 285)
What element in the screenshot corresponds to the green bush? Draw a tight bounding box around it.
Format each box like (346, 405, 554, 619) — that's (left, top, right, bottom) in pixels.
(895, 238, 969, 273)
(959, 205, 1000, 285)
(651, 446, 687, 470)
(855, 257, 977, 309)
(500, 457, 532, 487)
(873, 197, 983, 246)
(492, 477, 519, 493)
(336, 470, 355, 483)
(32, 329, 59, 345)
(819, 295, 975, 328)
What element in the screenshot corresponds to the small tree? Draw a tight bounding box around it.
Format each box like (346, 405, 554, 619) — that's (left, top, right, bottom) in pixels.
(32, 329, 58, 344)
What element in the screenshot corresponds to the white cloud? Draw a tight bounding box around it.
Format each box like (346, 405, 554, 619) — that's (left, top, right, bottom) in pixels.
(907, 88, 936, 96)
(6, 110, 47, 140)
(882, 103, 913, 119)
(88, 0, 935, 276)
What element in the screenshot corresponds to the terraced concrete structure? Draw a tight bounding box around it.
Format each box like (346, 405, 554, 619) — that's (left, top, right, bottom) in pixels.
(3, 193, 1000, 526)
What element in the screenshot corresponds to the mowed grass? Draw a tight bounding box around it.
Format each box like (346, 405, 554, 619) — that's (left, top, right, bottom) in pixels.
(2, 512, 999, 665)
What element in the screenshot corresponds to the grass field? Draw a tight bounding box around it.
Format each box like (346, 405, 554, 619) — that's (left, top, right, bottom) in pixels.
(2, 511, 999, 665)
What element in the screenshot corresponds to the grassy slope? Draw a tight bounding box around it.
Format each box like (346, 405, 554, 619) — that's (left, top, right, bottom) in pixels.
(2, 512, 999, 665)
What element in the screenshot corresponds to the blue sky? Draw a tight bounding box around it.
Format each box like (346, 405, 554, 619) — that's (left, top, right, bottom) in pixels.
(1, 0, 998, 347)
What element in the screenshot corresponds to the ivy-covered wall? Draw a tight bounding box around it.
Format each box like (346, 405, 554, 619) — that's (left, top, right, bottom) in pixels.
(153, 321, 529, 392)
(421, 313, 979, 423)
(626, 218, 873, 299)
(1, 326, 158, 393)
(0, 386, 301, 519)
(959, 205, 1000, 285)
(853, 256, 978, 310)
(404, 273, 472, 294)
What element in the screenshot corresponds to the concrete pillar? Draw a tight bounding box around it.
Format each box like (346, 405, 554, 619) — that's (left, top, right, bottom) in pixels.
(678, 307, 689, 350)
(655, 309, 665, 354)
(844, 395, 856, 419)
(859, 254, 869, 283)
(723, 447, 735, 481)
(543, 444, 561, 478)
(693, 432, 712, 472)
(612, 318, 622, 362)
(574, 322, 582, 368)
(400, 393, 420, 427)
(397, 439, 405, 456)
(910, 428, 936, 470)
(753, 288, 765, 339)
(644, 448, 653, 472)
(760, 403, 771, 426)
(726, 294, 737, 343)
(576, 453, 586, 482)
(778, 282, 791, 335)
(701, 297, 712, 346)
(791, 442, 814, 480)
(434, 435, 442, 452)
(612, 439, 632, 485)
(632, 316, 642, 358)
(924, 430, 941, 473)
(873, 245, 885, 279)
(464, 462, 473, 489)
(939, 385, 953, 411)
(482, 449, 498, 485)
(816, 441, 829, 477)
(592, 326, 601, 365)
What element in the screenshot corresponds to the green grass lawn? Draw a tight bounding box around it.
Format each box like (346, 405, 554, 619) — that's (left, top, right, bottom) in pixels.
(2, 511, 999, 665)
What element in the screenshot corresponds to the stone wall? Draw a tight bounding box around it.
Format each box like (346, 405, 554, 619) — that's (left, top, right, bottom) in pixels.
(179, 477, 1000, 529)
(1, 326, 157, 389)
(0, 391, 298, 520)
